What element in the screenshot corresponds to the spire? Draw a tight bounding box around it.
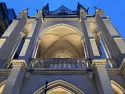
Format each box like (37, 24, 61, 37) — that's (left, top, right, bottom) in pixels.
(86, 7, 90, 14)
(44, 3, 49, 10)
(94, 6, 104, 15)
(42, 3, 50, 16)
(18, 7, 29, 17)
(20, 7, 29, 14)
(77, 2, 86, 12)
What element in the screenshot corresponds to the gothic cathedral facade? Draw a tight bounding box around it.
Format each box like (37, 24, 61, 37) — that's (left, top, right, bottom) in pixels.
(0, 3, 125, 94)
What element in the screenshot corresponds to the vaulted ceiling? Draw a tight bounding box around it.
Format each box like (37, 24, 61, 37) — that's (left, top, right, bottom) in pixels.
(36, 25, 84, 58)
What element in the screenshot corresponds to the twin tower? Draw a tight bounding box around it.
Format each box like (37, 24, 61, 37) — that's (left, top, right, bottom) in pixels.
(0, 3, 125, 94)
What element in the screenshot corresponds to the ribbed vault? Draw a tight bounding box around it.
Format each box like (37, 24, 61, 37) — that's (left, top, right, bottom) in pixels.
(36, 24, 84, 58)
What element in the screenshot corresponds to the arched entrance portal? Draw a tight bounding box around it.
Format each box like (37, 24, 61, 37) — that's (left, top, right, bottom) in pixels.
(111, 80, 125, 94)
(0, 80, 6, 94)
(33, 80, 85, 94)
(36, 24, 84, 58)
(47, 86, 73, 94)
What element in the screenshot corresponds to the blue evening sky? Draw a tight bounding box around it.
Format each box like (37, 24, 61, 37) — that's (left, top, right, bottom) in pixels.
(1, 0, 125, 39)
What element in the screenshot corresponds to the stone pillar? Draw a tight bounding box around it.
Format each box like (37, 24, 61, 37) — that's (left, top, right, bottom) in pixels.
(80, 9, 92, 59)
(31, 39, 41, 58)
(92, 60, 114, 94)
(0, 11, 26, 67)
(19, 10, 42, 64)
(102, 18, 125, 57)
(95, 9, 123, 66)
(80, 9, 101, 59)
(2, 60, 27, 94)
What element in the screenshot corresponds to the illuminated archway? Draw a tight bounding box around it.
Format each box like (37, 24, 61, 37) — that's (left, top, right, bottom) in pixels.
(0, 80, 6, 94)
(111, 80, 125, 94)
(36, 24, 84, 58)
(23, 23, 33, 37)
(33, 80, 85, 94)
(47, 86, 73, 94)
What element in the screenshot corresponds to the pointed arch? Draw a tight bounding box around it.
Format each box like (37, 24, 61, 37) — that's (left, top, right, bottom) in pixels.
(111, 80, 125, 94)
(38, 23, 84, 39)
(33, 80, 85, 94)
(36, 23, 85, 58)
(0, 80, 6, 94)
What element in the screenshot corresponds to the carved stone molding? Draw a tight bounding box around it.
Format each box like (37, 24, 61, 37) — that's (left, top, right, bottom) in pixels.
(92, 59, 106, 70)
(92, 59, 106, 65)
(10, 60, 27, 70)
(0, 69, 11, 76)
(95, 9, 104, 16)
(29, 68, 87, 75)
(20, 32, 25, 37)
(107, 68, 121, 75)
(44, 18, 79, 22)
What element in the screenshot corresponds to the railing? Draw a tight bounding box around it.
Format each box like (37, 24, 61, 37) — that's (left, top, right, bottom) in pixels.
(105, 58, 117, 68)
(30, 58, 89, 69)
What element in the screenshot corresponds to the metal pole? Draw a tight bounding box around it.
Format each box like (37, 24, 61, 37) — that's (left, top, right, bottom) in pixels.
(44, 81, 48, 94)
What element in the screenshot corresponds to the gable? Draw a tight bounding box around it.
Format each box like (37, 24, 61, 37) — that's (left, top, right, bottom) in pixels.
(51, 5, 74, 15)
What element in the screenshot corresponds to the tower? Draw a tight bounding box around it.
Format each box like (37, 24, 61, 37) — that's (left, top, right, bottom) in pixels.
(0, 3, 125, 94)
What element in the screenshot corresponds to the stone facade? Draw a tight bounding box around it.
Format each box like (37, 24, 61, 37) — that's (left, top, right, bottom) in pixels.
(0, 3, 125, 94)
(0, 3, 16, 37)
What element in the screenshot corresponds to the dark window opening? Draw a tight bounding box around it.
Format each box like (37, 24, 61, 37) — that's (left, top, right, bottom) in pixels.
(13, 38, 25, 59)
(99, 40, 107, 58)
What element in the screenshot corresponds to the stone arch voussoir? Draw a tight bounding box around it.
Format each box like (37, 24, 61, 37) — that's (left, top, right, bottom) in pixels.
(33, 79, 85, 94)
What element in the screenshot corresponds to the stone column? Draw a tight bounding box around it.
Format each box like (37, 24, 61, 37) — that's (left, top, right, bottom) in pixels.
(0, 11, 26, 67)
(2, 60, 27, 94)
(92, 60, 114, 94)
(19, 10, 42, 63)
(80, 9, 92, 59)
(82, 39, 89, 58)
(80, 8, 101, 60)
(95, 8, 123, 66)
(31, 39, 41, 58)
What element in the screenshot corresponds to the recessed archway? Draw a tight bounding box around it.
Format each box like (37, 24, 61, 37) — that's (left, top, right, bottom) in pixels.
(0, 80, 6, 94)
(47, 86, 73, 94)
(111, 80, 125, 94)
(33, 80, 85, 94)
(36, 24, 84, 58)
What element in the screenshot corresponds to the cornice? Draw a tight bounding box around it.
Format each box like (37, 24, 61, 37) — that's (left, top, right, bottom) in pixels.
(107, 68, 121, 75)
(44, 18, 79, 22)
(10, 60, 27, 70)
(92, 59, 106, 66)
(29, 68, 87, 75)
(0, 68, 122, 76)
(0, 69, 11, 76)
